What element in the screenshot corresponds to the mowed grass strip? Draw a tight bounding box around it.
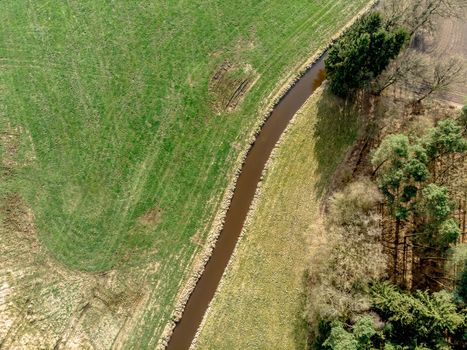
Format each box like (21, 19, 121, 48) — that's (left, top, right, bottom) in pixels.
(194, 88, 360, 350)
(0, 1, 370, 347)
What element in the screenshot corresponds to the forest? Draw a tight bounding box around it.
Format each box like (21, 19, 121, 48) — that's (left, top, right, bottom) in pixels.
(309, 0, 467, 348)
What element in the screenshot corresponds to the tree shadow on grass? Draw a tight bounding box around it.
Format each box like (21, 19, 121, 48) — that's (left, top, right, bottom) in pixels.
(311, 89, 360, 196)
(293, 271, 312, 350)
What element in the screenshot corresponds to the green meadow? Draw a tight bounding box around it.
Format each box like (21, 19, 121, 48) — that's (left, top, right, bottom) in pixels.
(1, 0, 370, 347)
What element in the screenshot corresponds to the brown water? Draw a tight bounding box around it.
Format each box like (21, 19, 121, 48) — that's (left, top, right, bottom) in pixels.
(167, 55, 327, 350)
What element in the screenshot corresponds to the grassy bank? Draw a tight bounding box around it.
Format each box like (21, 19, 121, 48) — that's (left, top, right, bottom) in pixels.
(194, 88, 360, 349)
(0, 1, 370, 347)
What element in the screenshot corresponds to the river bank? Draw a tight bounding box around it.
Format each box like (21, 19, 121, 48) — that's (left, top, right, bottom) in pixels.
(164, 2, 378, 348)
(193, 87, 362, 349)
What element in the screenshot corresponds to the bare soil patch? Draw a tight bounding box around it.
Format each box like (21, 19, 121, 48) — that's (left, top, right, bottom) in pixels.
(0, 130, 155, 349)
(137, 206, 163, 227)
(209, 62, 258, 113)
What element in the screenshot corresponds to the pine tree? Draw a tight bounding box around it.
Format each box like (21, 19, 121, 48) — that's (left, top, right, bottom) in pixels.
(325, 12, 409, 97)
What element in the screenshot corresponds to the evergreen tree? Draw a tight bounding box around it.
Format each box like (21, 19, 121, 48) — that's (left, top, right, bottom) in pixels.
(423, 119, 467, 161)
(372, 134, 429, 276)
(372, 119, 466, 279)
(323, 317, 378, 350)
(325, 12, 409, 97)
(457, 266, 467, 304)
(371, 282, 465, 349)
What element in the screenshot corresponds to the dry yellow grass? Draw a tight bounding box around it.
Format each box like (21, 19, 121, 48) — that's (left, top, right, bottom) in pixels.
(194, 88, 360, 349)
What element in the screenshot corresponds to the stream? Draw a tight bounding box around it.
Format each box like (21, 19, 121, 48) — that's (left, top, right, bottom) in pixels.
(166, 54, 327, 350)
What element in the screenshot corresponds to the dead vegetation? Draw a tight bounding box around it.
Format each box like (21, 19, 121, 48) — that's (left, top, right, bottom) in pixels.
(307, 180, 386, 338)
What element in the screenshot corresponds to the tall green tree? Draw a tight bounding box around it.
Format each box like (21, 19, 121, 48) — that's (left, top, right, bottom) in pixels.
(317, 282, 466, 349)
(323, 317, 378, 350)
(372, 118, 466, 282)
(372, 134, 429, 277)
(457, 267, 467, 304)
(325, 12, 409, 97)
(423, 119, 467, 161)
(371, 282, 465, 349)
(461, 105, 467, 129)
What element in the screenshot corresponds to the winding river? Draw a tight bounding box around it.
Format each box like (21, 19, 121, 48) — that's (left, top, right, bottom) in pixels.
(167, 55, 327, 350)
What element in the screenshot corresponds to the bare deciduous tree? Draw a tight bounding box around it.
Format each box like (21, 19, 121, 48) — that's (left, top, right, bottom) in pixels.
(307, 181, 386, 330)
(382, 0, 465, 35)
(411, 57, 465, 104)
(372, 50, 425, 95)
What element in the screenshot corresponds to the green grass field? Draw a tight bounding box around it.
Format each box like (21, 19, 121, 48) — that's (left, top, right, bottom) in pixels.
(1, 1, 370, 348)
(194, 88, 360, 349)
